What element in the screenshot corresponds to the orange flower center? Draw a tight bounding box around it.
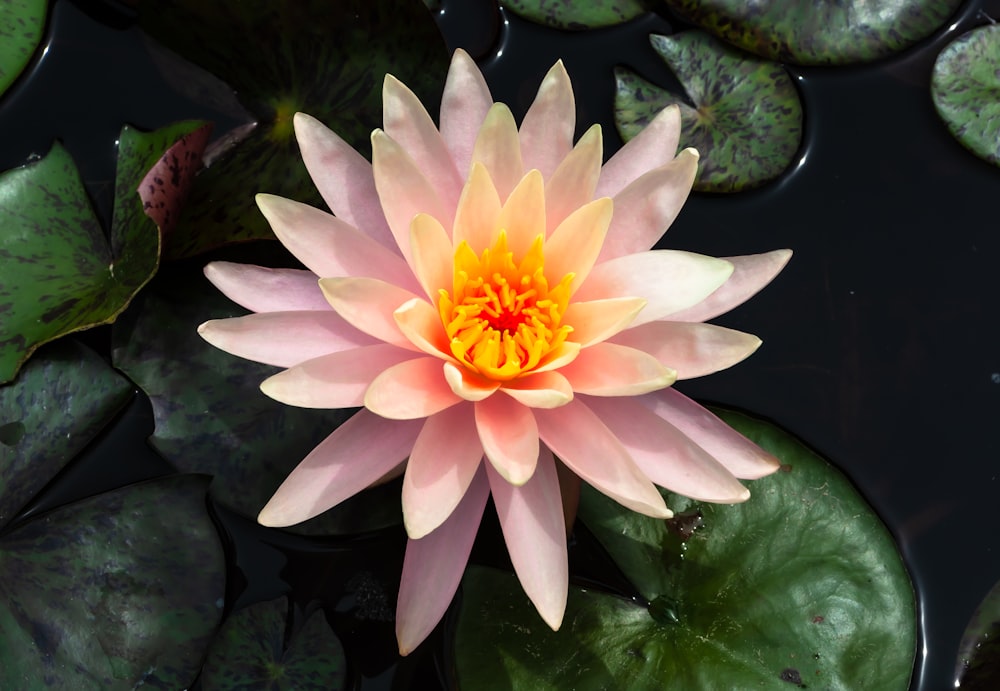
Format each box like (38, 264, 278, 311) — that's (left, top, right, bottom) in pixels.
(437, 231, 574, 381)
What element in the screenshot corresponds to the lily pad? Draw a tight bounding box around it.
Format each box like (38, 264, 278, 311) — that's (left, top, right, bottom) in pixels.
(136, 0, 449, 259)
(0, 474, 225, 689)
(0, 0, 47, 97)
(453, 410, 915, 689)
(931, 23, 1000, 168)
(112, 264, 403, 535)
(615, 31, 802, 193)
(663, 0, 961, 65)
(955, 578, 1000, 689)
(0, 121, 209, 383)
(201, 597, 347, 690)
(0, 340, 132, 532)
(500, 0, 655, 30)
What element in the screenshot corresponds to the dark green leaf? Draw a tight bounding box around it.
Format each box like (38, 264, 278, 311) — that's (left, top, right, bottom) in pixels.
(0, 340, 132, 532)
(0, 474, 225, 689)
(663, 0, 961, 65)
(137, 0, 449, 259)
(201, 598, 347, 690)
(0, 0, 47, 97)
(931, 23, 1000, 168)
(956, 578, 1000, 689)
(453, 410, 915, 689)
(501, 0, 655, 30)
(615, 31, 802, 193)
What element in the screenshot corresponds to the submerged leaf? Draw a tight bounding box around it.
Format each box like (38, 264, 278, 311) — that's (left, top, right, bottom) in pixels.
(956, 578, 1000, 689)
(0, 0, 47, 97)
(453, 410, 915, 689)
(501, 0, 655, 30)
(615, 31, 802, 192)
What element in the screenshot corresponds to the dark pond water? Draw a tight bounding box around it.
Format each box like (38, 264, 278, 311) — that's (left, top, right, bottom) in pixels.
(3, 0, 1000, 688)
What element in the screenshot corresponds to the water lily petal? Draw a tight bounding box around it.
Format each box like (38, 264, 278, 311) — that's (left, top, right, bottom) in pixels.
(584, 396, 750, 503)
(558, 342, 676, 396)
(595, 104, 681, 198)
(543, 197, 613, 290)
(395, 297, 451, 358)
(641, 387, 781, 479)
(293, 112, 396, 251)
(500, 371, 573, 408)
(440, 49, 493, 178)
(599, 148, 700, 261)
(397, 466, 489, 655)
(366, 357, 462, 419)
(544, 124, 602, 234)
(575, 250, 734, 327)
(409, 213, 455, 299)
(204, 263, 329, 313)
(486, 446, 568, 630)
(260, 344, 417, 408)
(496, 169, 546, 259)
(471, 103, 524, 201)
(444, 361, 501, 401)
(536, 400, 671, 518)
(319, 277, 420, 349)
(198, 310, 376, 368)
(475, 393, 539, 485)
(563, 297, 647, 347)
(666, 249, 793, 322)
(453, 162, 502, 249)
(519, 60, 575, 179)
(402, 403, 484, 539)
(611, 321, 762, 380)
(258, 409, 422, 526)
(532, 341, 581, 373)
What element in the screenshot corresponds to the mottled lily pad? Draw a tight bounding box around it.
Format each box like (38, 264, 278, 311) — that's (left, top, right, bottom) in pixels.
(137, 0, 449, 259)
(956, 578, 1000, 689)
(615, 31, 802, 193)
(0, 474, 225, 689)
(663, 0, 961, 65)
(112, 264, 402, 535)
(201, 597, 346, 690)
(931, 23, 1000, 168)
(501, 0, 655, 30)
(0, 121, 209, 383)
(0, 0, 47, 97)
(0, 340, 132, 532)
(453, 410, 915, 689)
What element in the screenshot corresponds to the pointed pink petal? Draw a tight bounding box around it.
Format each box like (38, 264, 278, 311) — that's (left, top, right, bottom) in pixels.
(486, 446, 568, 630)
(383, 73, 464, 211)
(575, 250, 734, 327)
(544, 124, 602, 234)
(318, 277, 420, 349)
(397, 466, 489, 655)
(519, 60, 575, 179)
(402, 403, 484, 539)
(443, 361, 501, 401)
(198, 310, 376, 368)
(471, 103, 524, 201)
(409, 213, 454, 300)
(440, 49, 493, 178)
(500, 370, 573, 408)
(260, 344, 417, 408)
(611, 321, 761, 380)
(453, 162, 502, 250)
(365, 357, 462, 419)
(394, 297, 452, 358)
(584, 396, 749, 502)
(204, 262, 329, 313)
(536, 400, 671, 518)
(595, 104, 681, 199)
(598, 148, 699, 262)
(558, 342, 675, 396)
(258, 409, 422, 526)
(563, 297, 646, 347)
(372, 129, 451, 264)
(532, 341, 581, 373)
(543, 197, 613, 291)
(255, 193, 421, 293)
(666, 249, 793, 322)
(475, 394, 539, 485)
(293, 112, 396, 251)
(495, 169, 546, 258)
(641, 388, 781, 479)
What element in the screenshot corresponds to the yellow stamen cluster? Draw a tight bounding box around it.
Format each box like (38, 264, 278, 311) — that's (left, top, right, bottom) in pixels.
(438, 231, 573, 381)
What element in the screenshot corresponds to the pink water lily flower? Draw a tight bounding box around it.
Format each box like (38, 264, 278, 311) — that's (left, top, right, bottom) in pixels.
(198, 49, 790, 654)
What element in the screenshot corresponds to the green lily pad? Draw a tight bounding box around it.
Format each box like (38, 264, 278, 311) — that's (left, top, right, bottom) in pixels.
(931, 23, 1000, 168)
(0, 121, 210, 383)
(453, 410, 915, 689)
(137, 0, 449, 259)
(956, 578, 1000, 689)
(615, 31, 802, 193)
(112, 264, 402, 535)
(0, 340, 132, 532)
(0, 0, 47, 97)
(663, 0, 961, 65)
(0, 474, 225, 689)
(201, 597, 347, 690)
(500, 0, 655, 30)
